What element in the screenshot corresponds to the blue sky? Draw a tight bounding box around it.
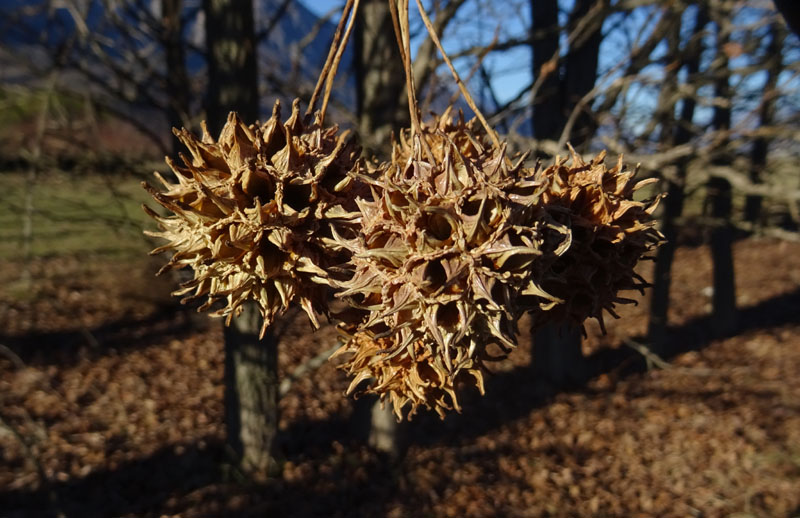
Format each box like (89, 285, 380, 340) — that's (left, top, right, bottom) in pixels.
(300, 0, 799, 141)
(300, 0, 533, 107)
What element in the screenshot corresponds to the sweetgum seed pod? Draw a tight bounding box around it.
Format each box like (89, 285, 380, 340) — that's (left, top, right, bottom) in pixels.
(522, 146, 665, 332)
(333, 111, 570, 419)
(143, 99, 362, 337)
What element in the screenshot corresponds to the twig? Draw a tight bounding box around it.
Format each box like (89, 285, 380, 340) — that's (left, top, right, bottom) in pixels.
(0, 343, 25, 371)
(0, 412, 64, 517)
(621, 338, 673, 371)
(390, 0, 421, 136)
(279, 343, 342, 397)
(307, 0, 355, 117)
(414, 0, 502, 152)
(621, 338, 715, 376)
(390, 0, 435, 162)
(447, 27, 500, 109)
(320, 0, 361, 123)
(0, 345, 64, 515)
(21, 72, 58, 288)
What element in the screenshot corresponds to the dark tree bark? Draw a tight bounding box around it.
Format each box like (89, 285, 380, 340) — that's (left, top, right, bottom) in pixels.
(707, 7, 737, 337)
(532, 324, 587, 386)
(352, 0, 410, 457)
(648, 5, 709, 347)
(530, 0, 562, 143)
(529, 0, 607, 385)
(773, 0, 800, 37)
(161, 0, 189, 154)
(355, 0, 409, 156)
(223, 308, 279, 474)
(745, 23, 784, 225)
(204, 0, 277, 476)
(204, 0, 259, 134)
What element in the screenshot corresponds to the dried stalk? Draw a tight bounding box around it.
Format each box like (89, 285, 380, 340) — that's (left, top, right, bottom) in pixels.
(320, 0, 361, 122)
(307, 0, 356, 118)
(389, 0, 434, 161)
(414, 0, 502, 151)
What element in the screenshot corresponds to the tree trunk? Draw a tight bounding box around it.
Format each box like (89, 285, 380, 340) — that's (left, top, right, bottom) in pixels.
(707, 5, 736, 337)
(708, 176, 736, 336)
(648, 5, 708, 348)
(528, 0, 606, 384)
(162, 0, 189, 153)
(224, 306, 279, 475)
(204, 0, 259, 133)
(355, 0, 408, 155)
(353, 0, 409, 457)
(532, 324, 587, 386)
(773, 0, 800, 37)
(530, 0, 562, 143)
(204, 0, 277, 475)
(744, 23, 784, 225)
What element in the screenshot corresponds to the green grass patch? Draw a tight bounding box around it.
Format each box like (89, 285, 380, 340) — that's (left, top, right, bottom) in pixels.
(0, 170, 159, 260)
(0, 87, 90, 130)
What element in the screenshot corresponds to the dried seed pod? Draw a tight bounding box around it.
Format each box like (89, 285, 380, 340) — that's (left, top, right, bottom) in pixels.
(143, 99, 362, 336)
(333, 112, 569, 418)
(332, 332, 485, 419)
(392, 107, 488, 164)
(523, 147, 664, 331)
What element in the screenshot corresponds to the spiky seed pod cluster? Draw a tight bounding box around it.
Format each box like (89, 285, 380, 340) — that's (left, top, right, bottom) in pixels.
(143, 99, 361, 336)
(332, 112, 571, 418)
(333, 331, 486, 419)
(522, 148, 664, 332)
(392, 107, 487, 164)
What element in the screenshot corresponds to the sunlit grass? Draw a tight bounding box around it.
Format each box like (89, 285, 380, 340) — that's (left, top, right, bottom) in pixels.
(0, 170, 154, 260)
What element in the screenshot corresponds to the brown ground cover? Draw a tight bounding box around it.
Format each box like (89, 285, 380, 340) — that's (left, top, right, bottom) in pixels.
(1, 238, 799, 517)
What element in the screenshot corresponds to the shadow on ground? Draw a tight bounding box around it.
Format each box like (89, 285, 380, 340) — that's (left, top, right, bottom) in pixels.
(0, 302, 201, 367)
(2, 287, 798, 517)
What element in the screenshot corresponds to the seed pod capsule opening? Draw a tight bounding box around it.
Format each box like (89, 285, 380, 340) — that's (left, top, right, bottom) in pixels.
(333, 112, 569, 418)
(143, 99, 363, 337)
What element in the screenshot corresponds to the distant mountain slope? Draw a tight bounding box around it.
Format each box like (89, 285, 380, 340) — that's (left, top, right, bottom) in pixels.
(0, 0, 354, 115)
(258, 0, 355, 110)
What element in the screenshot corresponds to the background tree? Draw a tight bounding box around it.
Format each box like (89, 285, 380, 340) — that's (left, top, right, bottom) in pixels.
(706, 0, 736, 338)
(744, 21, 785, 226)
(352, 0, 411, 457)
(355, 0, 410, 154)
(648, 3, 709, 347)
(528, 0, 609, 386)
(162, 0, 191, 155)
(203, 0, 277, 476)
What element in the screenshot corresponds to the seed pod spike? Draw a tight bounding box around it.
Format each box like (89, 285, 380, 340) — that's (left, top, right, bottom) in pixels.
(144, 99, 362, 334)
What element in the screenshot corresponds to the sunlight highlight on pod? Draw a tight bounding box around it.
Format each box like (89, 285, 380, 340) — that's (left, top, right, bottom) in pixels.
(143, 99, 361, 337)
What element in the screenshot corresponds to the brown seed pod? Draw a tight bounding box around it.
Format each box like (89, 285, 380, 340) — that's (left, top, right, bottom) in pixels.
(392, 107, 489, 164)
(332, 112, 570, 418)
(523, 146, 664, 332)
(332, 331, 485, 419)
(143, 99, 362, 336)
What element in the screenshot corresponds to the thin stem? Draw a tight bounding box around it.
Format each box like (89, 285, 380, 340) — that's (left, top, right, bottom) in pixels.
(414, 0, 502, 151)
(447, 27, 499, 108)
(307, 0, 355, 118)
(388, 0, 407, 68)
(391, 0, 421, 136)
(320, 0, 361, 123)
(390, 0, 434, 161)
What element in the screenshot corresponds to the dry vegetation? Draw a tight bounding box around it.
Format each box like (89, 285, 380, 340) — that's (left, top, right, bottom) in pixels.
(1, 235, 799, 517)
